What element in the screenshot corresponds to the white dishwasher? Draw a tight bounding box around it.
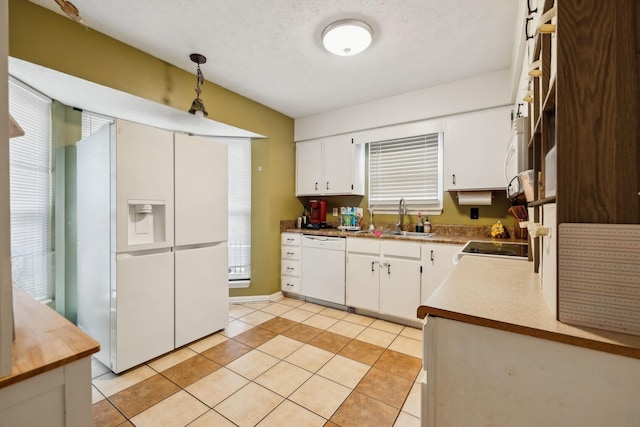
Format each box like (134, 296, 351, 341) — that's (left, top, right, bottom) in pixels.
(302, 235, 346, 305)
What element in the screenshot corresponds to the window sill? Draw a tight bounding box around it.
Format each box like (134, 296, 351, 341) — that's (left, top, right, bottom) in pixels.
(229, 280, 250, 289)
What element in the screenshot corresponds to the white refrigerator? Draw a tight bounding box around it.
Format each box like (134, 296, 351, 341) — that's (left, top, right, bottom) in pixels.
(77, 119, 228, 373)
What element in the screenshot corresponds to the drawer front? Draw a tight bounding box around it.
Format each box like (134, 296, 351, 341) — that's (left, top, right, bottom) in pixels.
(281, 260, 301, 277)
(281, 276, 301, 294)
(346, 237, 379, 255)
(381, 240, 421, 259)
(281, 246, 301, 261)
(281, 233, 301, 246)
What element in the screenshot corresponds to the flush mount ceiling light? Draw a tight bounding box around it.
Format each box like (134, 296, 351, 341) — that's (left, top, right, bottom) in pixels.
(322, 19, 373, 56)
(188, 53, 208, 118)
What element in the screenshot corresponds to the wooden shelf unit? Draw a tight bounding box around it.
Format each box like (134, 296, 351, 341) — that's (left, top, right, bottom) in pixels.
(526, 0, 640, 304)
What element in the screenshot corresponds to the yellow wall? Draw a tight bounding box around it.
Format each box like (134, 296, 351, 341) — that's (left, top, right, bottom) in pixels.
(8, 0, 299, 298)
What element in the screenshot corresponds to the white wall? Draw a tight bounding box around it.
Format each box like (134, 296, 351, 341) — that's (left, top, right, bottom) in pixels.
(294, 69, 512, 142)
(0, 0, 14, 378)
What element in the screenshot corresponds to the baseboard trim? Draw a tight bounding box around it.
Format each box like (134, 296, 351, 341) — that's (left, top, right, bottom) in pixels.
(229, 291, 284, 304)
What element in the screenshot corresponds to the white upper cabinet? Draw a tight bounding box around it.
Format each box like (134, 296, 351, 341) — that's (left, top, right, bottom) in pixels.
(443, 106, 513, 191)
(295, 139, 323, 195)
(296, 136, 365, 196)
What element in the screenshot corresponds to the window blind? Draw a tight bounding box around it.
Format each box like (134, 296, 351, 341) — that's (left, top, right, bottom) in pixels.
(211, 137, 251, 281)
(81, 111, 114, 139)
(8, 78, 54, 302)
(368, 133, 443, 214)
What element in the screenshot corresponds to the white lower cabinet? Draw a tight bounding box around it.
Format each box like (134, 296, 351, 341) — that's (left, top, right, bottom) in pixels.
(346, 238, 422, 320)
(281, 233, 302, 294)
(420, 243, 464, 301)
(423, 316, 640, 426)
(346, 239, 380, 312)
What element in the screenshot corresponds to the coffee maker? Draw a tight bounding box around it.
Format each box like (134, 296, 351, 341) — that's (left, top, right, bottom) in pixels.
(308, 199, 327, 228)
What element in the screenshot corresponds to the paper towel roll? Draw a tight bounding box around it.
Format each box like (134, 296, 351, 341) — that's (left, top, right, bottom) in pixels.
(457, 191, 492, 205)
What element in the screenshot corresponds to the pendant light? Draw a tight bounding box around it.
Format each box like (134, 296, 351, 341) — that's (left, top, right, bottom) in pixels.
(322, 19, 373, 56)
(188, 53, 208, 118)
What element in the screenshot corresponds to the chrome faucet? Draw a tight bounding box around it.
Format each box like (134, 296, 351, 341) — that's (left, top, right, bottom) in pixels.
(396, 198, 406, 232)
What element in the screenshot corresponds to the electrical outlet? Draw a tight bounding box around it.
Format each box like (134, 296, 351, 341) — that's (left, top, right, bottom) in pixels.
(470, 207, 479, 220)
(333, 207, 338, 216)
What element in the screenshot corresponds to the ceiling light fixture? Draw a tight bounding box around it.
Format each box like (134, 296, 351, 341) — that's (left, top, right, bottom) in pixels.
(188, 53, 208, 118)
(322, 19, 373, 56)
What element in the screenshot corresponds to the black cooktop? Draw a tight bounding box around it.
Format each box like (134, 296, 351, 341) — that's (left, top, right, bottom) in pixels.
(461, 241, 528, 258)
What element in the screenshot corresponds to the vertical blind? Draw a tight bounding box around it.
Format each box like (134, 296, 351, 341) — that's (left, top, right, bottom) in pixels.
(8, 78, 54, 302)
(213, 138, 251, 281)
(368, 133, 443, 214)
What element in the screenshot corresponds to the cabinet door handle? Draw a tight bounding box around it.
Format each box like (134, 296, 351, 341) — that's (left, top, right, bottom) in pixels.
(380, 261, 391, 275)
(326, 181, 330, 190)
(430, 250, 434, 261)
(286, 251, 294, 256)
(370, 260, 379, 272)
(315, 182, 318, 191)
(286, 266, 294, 271)
(286, 238, 294, 242)
(452, 174, 456, 185)
(286, 283, 293, 288)
(527, 0, 537, 15)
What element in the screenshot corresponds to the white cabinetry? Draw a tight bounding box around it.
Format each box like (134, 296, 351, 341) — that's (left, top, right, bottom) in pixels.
(420, 243, 463, 301)
(346, 238, 380, 312)
(281, 233, 302, 294)
(296, 136, 365, 196)
(423, 317, 640, 426)
(444, 106, 512, 191)
(0, 359, 92, 427)
(379, 240, 422, 319)
(346, 238, 422, 320)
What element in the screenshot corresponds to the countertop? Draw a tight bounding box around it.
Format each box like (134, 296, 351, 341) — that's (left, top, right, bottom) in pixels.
(281, 226, 524, 246)
(0, 286, 100, 389)
(417, 256, 640, 360)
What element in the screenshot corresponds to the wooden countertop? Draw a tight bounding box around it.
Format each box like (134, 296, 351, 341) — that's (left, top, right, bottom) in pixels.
(417, 256, 640, 360)
(0, 287, 100, 389)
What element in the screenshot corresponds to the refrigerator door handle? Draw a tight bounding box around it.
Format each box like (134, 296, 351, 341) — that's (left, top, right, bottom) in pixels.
(116, 247, 173, 258)
(174, 241, 227, 252)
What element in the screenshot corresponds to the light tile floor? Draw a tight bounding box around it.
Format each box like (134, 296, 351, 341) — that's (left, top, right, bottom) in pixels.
(92, 297, 423, 426)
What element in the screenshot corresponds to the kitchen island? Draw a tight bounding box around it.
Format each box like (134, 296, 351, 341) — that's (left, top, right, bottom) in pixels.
(417, 256, 640, 426)
(0, 287, 100, 426)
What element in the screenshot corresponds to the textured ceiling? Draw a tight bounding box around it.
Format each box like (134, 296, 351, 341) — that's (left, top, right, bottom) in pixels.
(26, 0, 519, 119)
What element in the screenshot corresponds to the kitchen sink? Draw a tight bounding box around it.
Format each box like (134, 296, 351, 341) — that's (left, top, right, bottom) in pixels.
(353, 230, 436, 239)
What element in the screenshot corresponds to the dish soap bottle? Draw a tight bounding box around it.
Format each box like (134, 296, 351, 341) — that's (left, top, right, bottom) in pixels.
(416, 213, 424, 233)
(424, 216, 432, 233)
